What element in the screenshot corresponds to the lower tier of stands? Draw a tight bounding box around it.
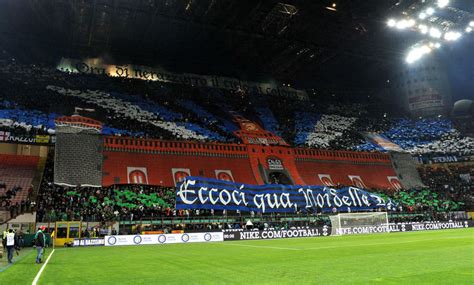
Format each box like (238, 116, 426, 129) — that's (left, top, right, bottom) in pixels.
(0, 154, 38, 204)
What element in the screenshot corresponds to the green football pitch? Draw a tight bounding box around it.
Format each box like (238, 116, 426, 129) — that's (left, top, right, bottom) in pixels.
(1, 228, 473, 284)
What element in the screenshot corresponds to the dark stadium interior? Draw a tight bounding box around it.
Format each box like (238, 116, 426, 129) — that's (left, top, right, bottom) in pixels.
(0, 1, 473, 283)
(0, 1, 437, 89)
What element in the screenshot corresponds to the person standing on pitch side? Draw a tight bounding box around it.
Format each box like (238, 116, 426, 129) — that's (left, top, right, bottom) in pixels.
(34, 226, 46, 264)
(6, 229, 16, 263)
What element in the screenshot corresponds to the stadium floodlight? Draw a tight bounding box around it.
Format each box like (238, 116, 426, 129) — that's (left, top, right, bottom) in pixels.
(406, 45, 432, 64)
(437, 0, 449, 8)
(395, 19, 416, 30)
(466, 27, 473, 33)
(426, 7, 435, 15)
(429, 27, 442, 38)
(387, 19, 396, 27)
(419, 24, 428, 34)
(428, 42, 442, 49)
(422, 45, 432, 52)
(419, 12, 427, 20)
(396, 19, 408, 29)
(406, 49, 421, 64)
(444, 31, 461, 41)
(470, 21, 474, 27)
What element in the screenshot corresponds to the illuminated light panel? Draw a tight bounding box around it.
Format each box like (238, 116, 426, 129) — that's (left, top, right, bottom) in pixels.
(406, 44, 432, 64)
(387, 19, 396, 27)
(386, 0, 470, 65)
(444, 31, 461, 41)
(396, 20, 408, 29)
(418, 24, 428, 34)
(395, 19, 416, 30)
(437, 0, 449, 8)
(429, 27, 442, 38)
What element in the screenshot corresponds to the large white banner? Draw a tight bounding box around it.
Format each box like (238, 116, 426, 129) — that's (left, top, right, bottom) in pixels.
(104, 232, 224, 246)
(57, 58, 308, 100)
(408, 92, 444, 111)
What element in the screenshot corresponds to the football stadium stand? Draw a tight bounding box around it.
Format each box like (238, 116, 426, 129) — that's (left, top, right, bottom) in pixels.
(0, 154, 39, 220)
(0, 1, 473, 284)
(0, 59, 471, 231)
(1, 62, 473, 155)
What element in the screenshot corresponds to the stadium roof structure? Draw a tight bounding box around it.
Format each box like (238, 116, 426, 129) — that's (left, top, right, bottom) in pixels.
(0, 0, 472, 90)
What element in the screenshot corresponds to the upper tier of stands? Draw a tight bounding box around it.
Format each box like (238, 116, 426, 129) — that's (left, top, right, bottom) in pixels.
(0, 62, 472, 155)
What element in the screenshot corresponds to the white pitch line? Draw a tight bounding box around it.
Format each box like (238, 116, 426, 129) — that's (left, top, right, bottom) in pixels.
(32, 249, 55, 285)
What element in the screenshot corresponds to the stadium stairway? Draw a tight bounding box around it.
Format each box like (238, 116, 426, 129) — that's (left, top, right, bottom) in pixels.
(5, 212, 36, 224)
(0, 154, 45, 224)
(30, 156, 48, 199)
(0, 210, 9, 224)
(0, 155, 40, 204)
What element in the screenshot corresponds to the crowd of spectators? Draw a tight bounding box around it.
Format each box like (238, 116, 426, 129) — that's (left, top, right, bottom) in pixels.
(36, 183, 176, 223)
(390, 188, 464, 213)
(301, 114, 358, 148)
(0, 184, 33, 219)
(1, 60, 472, 157)
(410, 134, 474, 156)
(32, 148, 471, 223)
(418, 165, 473, 208)
(0, 58, 472, 227)
(1, 62, 236, 142)
(35, 181, 470, 224)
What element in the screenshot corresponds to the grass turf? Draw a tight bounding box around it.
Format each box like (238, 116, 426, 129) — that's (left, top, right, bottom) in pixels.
(0, 228, 472, 284)
(0, 247, 33, 271)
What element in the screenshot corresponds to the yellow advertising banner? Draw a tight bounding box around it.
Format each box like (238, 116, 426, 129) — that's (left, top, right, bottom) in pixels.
(35, 135, 50, 144)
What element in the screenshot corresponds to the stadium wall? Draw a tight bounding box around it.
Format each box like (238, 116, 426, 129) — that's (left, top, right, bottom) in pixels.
(101, 136, 400, 189)
(293, 148, 398, 190)
(102, 137, 257, 186)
